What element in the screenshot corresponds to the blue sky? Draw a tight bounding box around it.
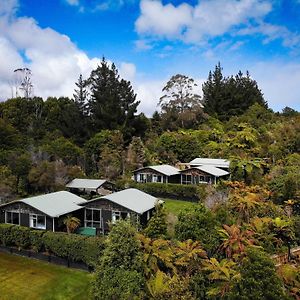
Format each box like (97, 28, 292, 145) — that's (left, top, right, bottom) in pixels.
(0, 0, 299, 114)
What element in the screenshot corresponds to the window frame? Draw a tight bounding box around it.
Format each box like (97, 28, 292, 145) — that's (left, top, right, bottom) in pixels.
(84, 208, 102, 228)
(29, 214, 46, 230)
(5, 211, 20, 225)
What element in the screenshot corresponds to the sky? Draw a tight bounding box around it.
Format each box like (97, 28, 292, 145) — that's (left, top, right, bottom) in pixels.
(0, 0, 299, 115)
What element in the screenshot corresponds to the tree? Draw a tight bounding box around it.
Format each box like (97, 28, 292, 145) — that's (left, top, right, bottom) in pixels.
(91, 220, 144, 300)
(175, 205, 220, 255)
(218, 224, 256, 260)
(159, 74, 204, 129)
(202, 258, 240, 298)
(87, 58, 140, 142)
(202, 63, 267, 120)
(63, 215, 81, 234)
(125, 136, 147, 173)
(73, 74, 89, 116)
(144, 202, 167, 238)
(229, 248, 287, 300)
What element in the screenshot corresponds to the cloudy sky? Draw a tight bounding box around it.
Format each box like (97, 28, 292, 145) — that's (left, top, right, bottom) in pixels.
(0, 0, 299, 115)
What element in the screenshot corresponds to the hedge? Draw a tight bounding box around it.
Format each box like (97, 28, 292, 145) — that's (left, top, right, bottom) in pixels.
(0, 224, 105, 267)
(127, 182, 206, 202)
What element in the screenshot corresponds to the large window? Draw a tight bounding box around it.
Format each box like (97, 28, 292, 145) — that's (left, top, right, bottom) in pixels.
(85, 208, 102, 228)
(5, 211, 20, 225)
(182, 174, 192, 184)
(30, 214, 46, 229)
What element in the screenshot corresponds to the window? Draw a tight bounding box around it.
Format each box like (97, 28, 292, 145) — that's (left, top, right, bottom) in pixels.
(85, 208, 102, 228)
(6, 211, 20, 225)
(182, 174, 192, 184)
(112, 211, 121, 223)
(30, 214, 46, 229)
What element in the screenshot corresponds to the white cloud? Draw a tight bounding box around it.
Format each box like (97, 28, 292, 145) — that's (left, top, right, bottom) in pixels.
(250, 62, 300, 111)
(119, 62, 136, 81)
(134, 39, 153, 51)
(0, 1, 103, 99)
(136, 0, 271, 43)
(65, 0, 80, 6)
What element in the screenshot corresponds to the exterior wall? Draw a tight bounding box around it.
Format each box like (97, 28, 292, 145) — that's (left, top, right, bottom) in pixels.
(180, 168, 215, 184)
(83, 199, 135, 234)
(134, 168, 180, 184)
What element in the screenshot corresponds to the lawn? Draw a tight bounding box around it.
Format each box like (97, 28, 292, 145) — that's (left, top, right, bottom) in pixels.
(0, 252, 92, 300)
(163, 198, 197, 216)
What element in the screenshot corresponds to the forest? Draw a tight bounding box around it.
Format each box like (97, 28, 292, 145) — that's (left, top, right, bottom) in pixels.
(0, 59, 300, 299)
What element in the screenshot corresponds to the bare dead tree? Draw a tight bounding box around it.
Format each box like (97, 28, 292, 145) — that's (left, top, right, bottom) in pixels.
(13, 67, 34, 99)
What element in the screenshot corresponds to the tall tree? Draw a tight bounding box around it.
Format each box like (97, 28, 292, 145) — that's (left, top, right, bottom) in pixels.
(73, 74, 89, 116)
(202, 63, 267, 120)
(159, 74, 205, 129)
(87, 58, 140, 142)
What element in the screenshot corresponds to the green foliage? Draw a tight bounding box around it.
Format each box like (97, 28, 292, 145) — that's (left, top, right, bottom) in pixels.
(92, 220, 144, 300)
(144, 203, 167, 238)
(9, 226, 31, 250)
(0, 224, 104, 266)
(175, 205, 220, 255)
(87, 58, 140, 142)
(229, 248, 287, 300)
(92, 267, 144, 300)
(129, 182, 203, 201)
(43, 231, 104, 265)
(0, 224, 14, 246)
(29, 229, 45, 252)
(202, 63, 267, 121)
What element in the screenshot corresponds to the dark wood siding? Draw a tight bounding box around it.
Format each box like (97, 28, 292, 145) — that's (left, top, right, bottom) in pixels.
(134, 168, 180, 184)
(0, 210, 5, 223)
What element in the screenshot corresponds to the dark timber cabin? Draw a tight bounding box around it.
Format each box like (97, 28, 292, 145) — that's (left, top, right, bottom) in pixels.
(66, 178, 115, 196)
(0, 191, 86, 231)
(81, 188, 160, 234)
(133, 165, 181, 184)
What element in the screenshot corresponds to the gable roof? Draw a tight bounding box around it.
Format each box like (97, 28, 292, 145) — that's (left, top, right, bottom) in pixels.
(189, 158, 230, 168)
(1, 191, 86, 218)
(86, 188, 159, 215)
(134, 165, 180, 176)
(182, 165, 229, 177)
(66, 178, 107, 190)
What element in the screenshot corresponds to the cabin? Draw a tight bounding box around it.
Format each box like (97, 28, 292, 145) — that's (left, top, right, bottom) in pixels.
(81, 188, 160, 234)
(66, 178, 114, 196)
(133, 165, 181, 184)
(0, 191, 86, 232)
(180, 165, 230, 185)
(189, 158, 230, 171)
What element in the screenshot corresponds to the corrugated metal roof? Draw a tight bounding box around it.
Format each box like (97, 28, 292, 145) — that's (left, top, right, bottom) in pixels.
(66, 178, 107, 189)
(134, 165, 180, 176)
(189, 158, 230, 168)
(100, 188, 159, 214)
(195, 165, 229, 177)
(20, 191, 86, 217)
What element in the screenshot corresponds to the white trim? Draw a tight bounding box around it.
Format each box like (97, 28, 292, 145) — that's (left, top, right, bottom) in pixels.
(29, 214, 46, 230)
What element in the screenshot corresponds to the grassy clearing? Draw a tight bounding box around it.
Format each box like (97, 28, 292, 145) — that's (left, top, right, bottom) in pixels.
(162, 198, 197, 237)
(0, 252, 91, 300)
(163, 198, 197, 216)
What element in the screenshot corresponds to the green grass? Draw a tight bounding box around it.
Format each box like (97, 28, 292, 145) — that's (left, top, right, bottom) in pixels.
(0, 252, 92, 300)
(162, 198, 197, 237)
(163, 198, 197, 216)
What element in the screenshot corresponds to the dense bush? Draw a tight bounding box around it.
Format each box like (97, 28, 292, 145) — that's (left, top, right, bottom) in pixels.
(0, 224, 105, 266)
(0, 223, 14, 246)
(10, 226, 31, 250)
(128, 182, 206, 202)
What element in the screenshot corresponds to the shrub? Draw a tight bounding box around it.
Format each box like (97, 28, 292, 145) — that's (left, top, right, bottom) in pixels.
(29, 229, 45, 252)
(0, 224, 14, 246)
(128, 182, 204, 202)
(10, 226, 31, 250)
(43, 231, 105, 266)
